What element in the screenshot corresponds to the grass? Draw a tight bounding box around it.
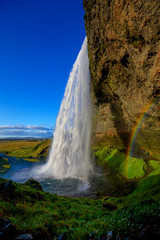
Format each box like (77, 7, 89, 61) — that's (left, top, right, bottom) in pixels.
(0, 175, 159, 239)
(0, 141, 160, 238)
(0, 156, 11, 173)
(0, 178, 107, 239)
(2, 139, 52, 159)
(0, 140, 42, 153)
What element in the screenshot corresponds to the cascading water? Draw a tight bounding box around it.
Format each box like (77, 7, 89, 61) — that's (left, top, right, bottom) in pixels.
(39, 37, 92, 180)
(0, 37, 115, 197)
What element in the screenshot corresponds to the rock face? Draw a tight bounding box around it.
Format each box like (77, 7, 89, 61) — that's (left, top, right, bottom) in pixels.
(0, 217, 16, 240)
(84, 0, 160, 147)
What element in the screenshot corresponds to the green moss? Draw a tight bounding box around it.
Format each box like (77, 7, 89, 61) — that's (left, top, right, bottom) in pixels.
(95, 147, 146, 180)
(2, 164, 11, 169)
(106, 160, 160, 209)
(95, 146, 114, 162)
(0, 157, 11, 173)
(149, 160, 160, 171)
(125, 157, 146, 180)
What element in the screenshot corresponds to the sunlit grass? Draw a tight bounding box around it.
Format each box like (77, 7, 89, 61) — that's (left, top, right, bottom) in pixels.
(0, 140, 42, 153)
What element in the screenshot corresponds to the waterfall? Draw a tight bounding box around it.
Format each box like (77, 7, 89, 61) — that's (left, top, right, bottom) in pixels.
(40, 37, 92, 180)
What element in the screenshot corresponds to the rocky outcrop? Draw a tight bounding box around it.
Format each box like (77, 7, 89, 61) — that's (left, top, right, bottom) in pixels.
(84, 0, 160, 147)
(0, 217, 16, 240)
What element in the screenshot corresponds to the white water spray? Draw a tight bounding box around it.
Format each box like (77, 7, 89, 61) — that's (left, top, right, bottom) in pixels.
(40, 37, 92, 180)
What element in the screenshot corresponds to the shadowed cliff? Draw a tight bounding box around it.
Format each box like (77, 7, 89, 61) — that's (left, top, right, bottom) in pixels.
(84, 0, 160, 148)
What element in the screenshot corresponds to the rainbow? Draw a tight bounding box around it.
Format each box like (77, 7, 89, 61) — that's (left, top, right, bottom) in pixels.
(125, 96, 160, 178)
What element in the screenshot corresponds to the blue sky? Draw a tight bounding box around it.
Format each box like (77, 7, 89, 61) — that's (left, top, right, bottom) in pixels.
(0, 0, 86, 138)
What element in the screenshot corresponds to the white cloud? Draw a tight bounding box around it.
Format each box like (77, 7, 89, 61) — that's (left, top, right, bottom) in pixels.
(0, 125, 53, 131)
(0, 125, 54, 139)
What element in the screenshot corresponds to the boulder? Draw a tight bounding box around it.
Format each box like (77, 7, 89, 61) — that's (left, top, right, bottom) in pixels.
(24, 179, 43, 191)
(0, 217, 16, 240)
(57, 232, 67, 240)
(0, 181, 16, 193)
(15, 234, 33, 240)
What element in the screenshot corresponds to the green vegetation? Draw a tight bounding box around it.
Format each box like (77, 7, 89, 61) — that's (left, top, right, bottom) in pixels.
(0, 167, 160, 239)
(6, 139, 52, 159)
(0, 141, 160, 238)
(106, 161, 160, 208)
(0, 140, 42, 153)
(95, 146, 146, 179)
(149, 160, 160, 173)
(0, 157, 11, 173)
(0, 175, 159, 239)
(94, 146, 160, 213)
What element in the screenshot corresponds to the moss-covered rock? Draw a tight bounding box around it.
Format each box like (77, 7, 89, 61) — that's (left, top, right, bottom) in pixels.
(95, 147, 146, 180)
(24, 179, 43, 191)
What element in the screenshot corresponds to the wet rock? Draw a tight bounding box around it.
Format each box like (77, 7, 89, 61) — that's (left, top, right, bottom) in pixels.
(0, 217, 11, 228)
(103, 203, 117, 211)
(15, 234, 33, 240)
(0, 217, 16, 240)
(57, 232, 67, 240)
(107, 231, 115, 240)
(25, 179, 43, 191)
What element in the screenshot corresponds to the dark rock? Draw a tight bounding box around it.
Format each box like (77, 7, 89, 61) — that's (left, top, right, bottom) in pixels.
(25, 179, 43, 191)
(15, 234, 33, 240)
(0, 217, 16, 240)
(57, 232, 67, 240)
(0, 217, 11, 229)
(141, 224, 152, 238)
(107, 231, 115, 240)
(33, 232, 43, 240)
(0, 181, 15, 192)
(140, 223, 160, 240)
(103, 203, 117, 211)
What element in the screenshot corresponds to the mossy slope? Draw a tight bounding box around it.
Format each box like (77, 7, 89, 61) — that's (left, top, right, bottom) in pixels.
(95, 146, 146, 180)
(8, 139, 52, 159)
(0, 170, 160, 239)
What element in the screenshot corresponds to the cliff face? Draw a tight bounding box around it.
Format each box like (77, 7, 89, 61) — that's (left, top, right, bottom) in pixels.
(84, 0, 160, 147)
